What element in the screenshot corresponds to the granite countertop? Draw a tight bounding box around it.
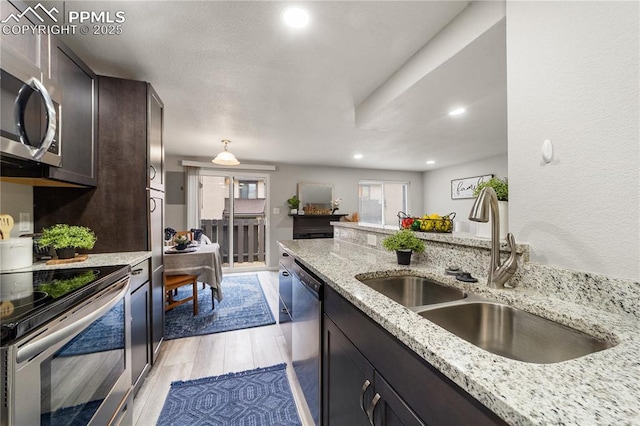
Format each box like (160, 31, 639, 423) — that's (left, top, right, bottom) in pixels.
(279, 238, 640, 425)
(3, 251, 151, 272)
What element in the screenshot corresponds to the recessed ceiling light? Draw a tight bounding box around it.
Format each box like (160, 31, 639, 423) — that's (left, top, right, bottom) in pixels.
(448, 107, 466, 116)
(283, 7, 309, 28)
(426, 160, 435, 165)
(353, 154, 363, 159)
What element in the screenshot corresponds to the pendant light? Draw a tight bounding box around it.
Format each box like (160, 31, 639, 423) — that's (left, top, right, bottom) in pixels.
(212, 140, 240, 166)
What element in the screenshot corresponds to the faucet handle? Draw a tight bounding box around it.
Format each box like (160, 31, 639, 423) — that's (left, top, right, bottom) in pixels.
(505, 233, 516, 252)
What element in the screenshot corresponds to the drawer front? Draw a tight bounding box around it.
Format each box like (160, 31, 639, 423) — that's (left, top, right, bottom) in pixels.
(278, 244, 294, 271)
(130, 259, 150, 292)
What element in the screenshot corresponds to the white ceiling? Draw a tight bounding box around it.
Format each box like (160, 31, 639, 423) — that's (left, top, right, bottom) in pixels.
(54, 1, 507, 171)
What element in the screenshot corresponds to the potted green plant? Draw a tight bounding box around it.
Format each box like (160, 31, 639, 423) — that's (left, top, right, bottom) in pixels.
(173, 234, 190, 250)
(39, 224, 97, 259)
(287, 195, 300, 214)
(382, 229, 426, 265)
(473, 177, 508, 238)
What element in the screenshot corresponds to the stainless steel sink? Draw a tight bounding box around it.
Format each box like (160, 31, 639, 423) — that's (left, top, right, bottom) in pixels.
(418, 302, 614, 363)
(357, 275, 467, 307)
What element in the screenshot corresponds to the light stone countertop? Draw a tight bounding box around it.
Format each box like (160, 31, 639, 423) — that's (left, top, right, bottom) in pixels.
(3, 251, 151, 272)
(279, 238, 640, 425)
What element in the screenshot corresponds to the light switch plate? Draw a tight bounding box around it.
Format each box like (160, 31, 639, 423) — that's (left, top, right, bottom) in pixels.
(367, 234, 376, 246)
(19, 213, 30, 231)
(273, 207, 280, 215)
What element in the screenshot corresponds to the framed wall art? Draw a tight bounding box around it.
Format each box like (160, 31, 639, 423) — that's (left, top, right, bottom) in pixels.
(451, 174, 493, 199)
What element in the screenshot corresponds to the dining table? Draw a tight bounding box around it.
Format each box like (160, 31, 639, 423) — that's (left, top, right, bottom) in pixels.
(163, 242, 224, 305)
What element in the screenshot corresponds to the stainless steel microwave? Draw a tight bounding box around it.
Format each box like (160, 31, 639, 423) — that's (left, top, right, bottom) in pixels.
(0, 49, 62, 167)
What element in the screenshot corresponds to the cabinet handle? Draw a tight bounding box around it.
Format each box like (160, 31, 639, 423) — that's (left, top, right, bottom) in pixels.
(283, 252, 289, 257)
(367, 393, 381, 426)
(149, 164, 157, 180)
(282, 271, 289, 277)
(150, 198, 157, 213)
(132, 268, 143, 275)
(359, 379, 371, 414)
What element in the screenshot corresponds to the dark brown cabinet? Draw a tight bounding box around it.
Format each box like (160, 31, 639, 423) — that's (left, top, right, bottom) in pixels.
(324, 317, 424, 426)
(130, 260, 151, 395)
(149, 190, 165, 362)
(323, 285, 506, 426)
(34, 76, 166, 382)
(47, 38, 97, 186)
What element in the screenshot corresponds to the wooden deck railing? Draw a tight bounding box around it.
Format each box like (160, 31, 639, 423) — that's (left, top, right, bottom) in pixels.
(201, 218, 266, 265)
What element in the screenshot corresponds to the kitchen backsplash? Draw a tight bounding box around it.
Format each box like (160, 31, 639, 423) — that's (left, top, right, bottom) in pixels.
(333, 222, 640, 319)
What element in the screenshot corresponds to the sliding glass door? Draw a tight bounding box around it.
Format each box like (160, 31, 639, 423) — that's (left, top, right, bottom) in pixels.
(198, 172, 268, 269)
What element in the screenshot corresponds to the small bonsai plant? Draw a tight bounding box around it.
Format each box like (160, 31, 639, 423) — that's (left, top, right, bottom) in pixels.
(287, 195, 300, 213)
(473, 177, 508, 201)
(39, 224, 97, 259)
(382, 229, 425, 265)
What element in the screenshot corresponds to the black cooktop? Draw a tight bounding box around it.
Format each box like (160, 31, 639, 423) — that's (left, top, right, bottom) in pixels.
(1, 264, 130, 345)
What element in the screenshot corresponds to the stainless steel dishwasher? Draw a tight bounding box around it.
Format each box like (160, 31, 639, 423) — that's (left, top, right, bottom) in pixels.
(291, 259, 323, 425)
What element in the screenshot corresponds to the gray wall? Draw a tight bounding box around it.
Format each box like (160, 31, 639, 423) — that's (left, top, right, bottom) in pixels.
(422, 154, 507, 232)
(507, 1, 639, 280)
(0, 182, 34, 237)
(164, 154, 423, 267)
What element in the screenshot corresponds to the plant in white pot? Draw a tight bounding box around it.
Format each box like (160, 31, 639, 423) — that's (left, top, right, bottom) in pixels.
(382, 229, 426, 265)
(287, 195, 300, 215)
(473, 177, 508, 238)
(39, 224, 97, 259)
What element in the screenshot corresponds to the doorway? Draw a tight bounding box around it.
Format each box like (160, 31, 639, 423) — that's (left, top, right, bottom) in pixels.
(198, 172, 268, 270)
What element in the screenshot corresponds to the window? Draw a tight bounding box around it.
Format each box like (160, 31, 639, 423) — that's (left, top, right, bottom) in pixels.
(358, 181, 408, 228)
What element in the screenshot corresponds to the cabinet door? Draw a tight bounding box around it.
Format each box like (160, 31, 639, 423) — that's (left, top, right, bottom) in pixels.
(131, 281, 151, 394)
(323, 315, 373, 426)
(149, 190, 165, 362)
(0, 1, 43, 73)
(48, 38, 97, 186)
(147, 84, 164, 191)
(372, 372, 425, 426)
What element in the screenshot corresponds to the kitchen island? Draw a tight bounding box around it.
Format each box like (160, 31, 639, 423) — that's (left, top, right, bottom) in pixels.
(279, 237, 640, 425)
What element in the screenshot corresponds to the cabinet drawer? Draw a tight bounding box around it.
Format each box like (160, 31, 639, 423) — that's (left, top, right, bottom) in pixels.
(278, 244, 294, 271)
(130, 259, 150, 292)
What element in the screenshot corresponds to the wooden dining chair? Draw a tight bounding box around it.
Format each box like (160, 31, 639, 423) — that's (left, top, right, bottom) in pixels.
(165, 274, 199, 316)
(175, 230, 194, 241)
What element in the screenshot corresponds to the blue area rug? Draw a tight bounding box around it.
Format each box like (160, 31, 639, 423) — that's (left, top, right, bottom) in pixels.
(165, 274, 275, 340)
(157, 363, 302, 426)
(57, 302, 124, 357)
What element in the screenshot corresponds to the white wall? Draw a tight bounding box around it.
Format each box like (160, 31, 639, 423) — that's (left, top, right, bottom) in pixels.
(165, 155, 423, 267)
(507, 1, 639, 280)
(0, 182, 34, 237)
(422, 154, 507, 231)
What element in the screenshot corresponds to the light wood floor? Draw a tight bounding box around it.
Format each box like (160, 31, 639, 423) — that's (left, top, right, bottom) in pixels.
(132, 271, 314, 426)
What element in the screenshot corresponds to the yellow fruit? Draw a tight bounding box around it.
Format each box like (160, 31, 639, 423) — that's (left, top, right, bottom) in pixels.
(429, 213, 440, 219)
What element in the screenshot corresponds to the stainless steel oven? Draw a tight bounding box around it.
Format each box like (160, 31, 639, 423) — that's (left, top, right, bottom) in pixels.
(0, 49, 62, 167)
(1, 266, 132, 426)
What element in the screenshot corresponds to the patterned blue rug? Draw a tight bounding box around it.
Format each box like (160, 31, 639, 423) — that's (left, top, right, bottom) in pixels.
(165, 274, 275, 340)
(157, 363, 302, 426)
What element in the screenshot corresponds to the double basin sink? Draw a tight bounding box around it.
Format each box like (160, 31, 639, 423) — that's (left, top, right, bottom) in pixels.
(357, 275, 613, 364)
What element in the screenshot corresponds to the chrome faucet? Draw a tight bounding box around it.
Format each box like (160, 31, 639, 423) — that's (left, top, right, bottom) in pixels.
(468, 187, 518, 288)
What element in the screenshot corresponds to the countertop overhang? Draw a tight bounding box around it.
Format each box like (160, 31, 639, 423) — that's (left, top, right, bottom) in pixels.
(279, 238, 640, 425)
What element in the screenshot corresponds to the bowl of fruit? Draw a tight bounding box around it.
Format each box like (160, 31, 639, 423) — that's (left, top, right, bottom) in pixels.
(399, 212, 455, 233)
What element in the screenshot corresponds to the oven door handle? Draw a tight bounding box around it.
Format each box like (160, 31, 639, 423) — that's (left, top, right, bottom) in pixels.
(14, 77, 57, 161)
(16, 279, 129, 363)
